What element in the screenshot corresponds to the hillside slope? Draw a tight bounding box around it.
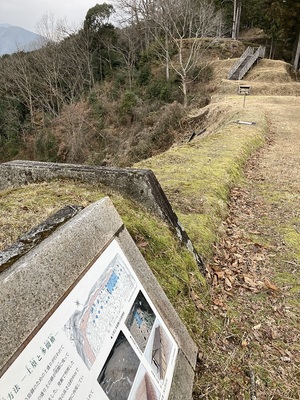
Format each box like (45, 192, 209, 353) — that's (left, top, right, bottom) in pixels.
(136, 58, 300, 398)
(136, 57, 300, 255)
(1, 55, 299, 398)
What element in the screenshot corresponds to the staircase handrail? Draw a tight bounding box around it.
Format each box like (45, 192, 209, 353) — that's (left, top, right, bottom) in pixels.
(258, 45, 266, 58)
(227, 46, 254, 79)
(236, 46, 265, 80)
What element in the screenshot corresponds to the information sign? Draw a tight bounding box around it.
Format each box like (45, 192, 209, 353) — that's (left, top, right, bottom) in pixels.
(0, 240, 178, 400)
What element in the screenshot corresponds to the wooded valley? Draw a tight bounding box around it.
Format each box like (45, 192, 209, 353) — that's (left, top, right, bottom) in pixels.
(0, 0, 299, 165)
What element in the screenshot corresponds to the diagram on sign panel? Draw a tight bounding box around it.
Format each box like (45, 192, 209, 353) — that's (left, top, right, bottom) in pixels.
(64, 254, 137, 369)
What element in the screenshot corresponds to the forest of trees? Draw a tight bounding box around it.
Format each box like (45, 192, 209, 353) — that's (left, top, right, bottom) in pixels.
(0, 0, 299, 165)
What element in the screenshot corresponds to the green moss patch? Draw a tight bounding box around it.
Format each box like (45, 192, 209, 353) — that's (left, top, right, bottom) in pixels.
(282, 227, 300, 262)
(136, 119, 265, 259)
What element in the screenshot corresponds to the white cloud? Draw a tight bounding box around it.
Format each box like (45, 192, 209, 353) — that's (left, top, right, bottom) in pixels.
(1, 0, 120, 33)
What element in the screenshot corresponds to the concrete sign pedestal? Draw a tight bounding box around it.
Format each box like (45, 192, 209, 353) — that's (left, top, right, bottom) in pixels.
(0, 197, 197, 400)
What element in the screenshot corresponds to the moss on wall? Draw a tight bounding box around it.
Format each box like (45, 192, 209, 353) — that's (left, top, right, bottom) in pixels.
(0, 180, 207, 342)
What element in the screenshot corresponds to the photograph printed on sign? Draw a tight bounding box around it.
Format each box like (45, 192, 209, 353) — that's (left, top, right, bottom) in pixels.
(143, 318, 173, 385)
(97, 331, 140, 400)
(128, 365, 160, 400)
(125, 290, 156, 353)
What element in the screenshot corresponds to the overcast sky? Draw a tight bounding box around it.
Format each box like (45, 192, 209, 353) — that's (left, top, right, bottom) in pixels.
(1, 0, 120, 33)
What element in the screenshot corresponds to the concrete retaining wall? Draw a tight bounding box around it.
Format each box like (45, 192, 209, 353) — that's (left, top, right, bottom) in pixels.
(0, 160, 205, 274)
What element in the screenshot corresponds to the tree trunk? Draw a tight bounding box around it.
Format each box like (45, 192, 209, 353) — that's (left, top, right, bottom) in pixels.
(232, 0, 237, 40)
(128, 66, 132, 90)
(236, 2, 242, 40)
(232, 0, 241, 40)
(181, 76, 188, 108)
(165, 35, 170, 80)
(293, 29, 300, 71)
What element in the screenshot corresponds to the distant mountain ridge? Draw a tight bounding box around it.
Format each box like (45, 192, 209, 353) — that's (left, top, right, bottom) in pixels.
(0, 24, 42, 56)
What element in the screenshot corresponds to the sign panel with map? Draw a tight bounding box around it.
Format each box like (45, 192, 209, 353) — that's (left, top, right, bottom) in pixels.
(0, 240, 178, 400)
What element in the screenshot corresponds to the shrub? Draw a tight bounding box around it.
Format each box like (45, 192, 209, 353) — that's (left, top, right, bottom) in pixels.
(151, 102, 185, 143)
(127, 101, 185, 164)
(34, 130, 58, 162)
(88, 91, 106, 130)
(136, 64, 152, 86)
(146, 75, 182, 104)
(118, 91, 139, 124)
(187, 64, 214, 83)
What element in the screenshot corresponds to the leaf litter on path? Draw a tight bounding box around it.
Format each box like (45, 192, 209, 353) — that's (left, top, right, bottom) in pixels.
(196, 97, 300, 399)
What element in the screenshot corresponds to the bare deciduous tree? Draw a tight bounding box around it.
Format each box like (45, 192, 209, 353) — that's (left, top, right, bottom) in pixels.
(36, 12, 69, 44)
(0, 52, 35, 124)
(113, 25, 141, 89)
(152, 0, 224, 107)
(115, 0, 224, 107)
(55, 102, 95, 162)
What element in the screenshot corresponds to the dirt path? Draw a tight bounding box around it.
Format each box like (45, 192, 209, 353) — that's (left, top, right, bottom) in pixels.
(200, 96, 300, 399)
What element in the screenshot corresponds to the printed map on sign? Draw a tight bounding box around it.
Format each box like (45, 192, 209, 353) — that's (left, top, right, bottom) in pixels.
(64, 254, 137, 369)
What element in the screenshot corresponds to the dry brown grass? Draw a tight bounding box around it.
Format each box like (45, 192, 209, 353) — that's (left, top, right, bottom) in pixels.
(209, 58, 300, 98)
(137, 58, 300, 396)
(239, 28, 267, 42)
(192, 95, 300, 399)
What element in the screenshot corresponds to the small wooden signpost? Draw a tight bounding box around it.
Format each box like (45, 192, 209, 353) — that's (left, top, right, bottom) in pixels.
(238, 85, 251, 108)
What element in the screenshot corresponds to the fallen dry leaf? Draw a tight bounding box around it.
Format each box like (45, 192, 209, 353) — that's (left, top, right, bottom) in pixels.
(270, 328, 279, 340)
(190, 288, 205, 311)
(225, 276, 233, 289)
(253, 323, 262, 330)
(213, 298, 225, 308)
(137, 240, 148, 248)
(243, 274, 257, 287)
(215, 270, 225, 280)
(212, 274, 218, 286)
(211, 264, 223, 273)
(264, 279, 279, 291)
(252, 330, 263, 342)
